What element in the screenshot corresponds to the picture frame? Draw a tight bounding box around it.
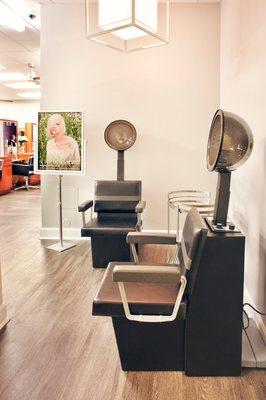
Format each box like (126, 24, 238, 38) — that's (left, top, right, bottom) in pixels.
(34, 110, 85, 175)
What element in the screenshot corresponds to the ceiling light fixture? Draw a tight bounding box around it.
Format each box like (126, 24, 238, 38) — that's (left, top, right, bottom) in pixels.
(27, 63, 40, 83)
(17, 91, 41, 99)
(86, 0, 170, 52)
(0, 72, 27, 81)
(4, 82, 40, 89)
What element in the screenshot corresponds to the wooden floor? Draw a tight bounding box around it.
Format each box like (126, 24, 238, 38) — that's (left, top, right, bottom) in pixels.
(0, 190, 265, 400)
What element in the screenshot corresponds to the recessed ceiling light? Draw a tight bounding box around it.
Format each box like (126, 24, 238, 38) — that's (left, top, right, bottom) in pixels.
(0, 64, 6, 70)
(0, 3, 26, 32)
(0, 72, 27, 81)
(17, 91, 41, 99)
(5, 81, 40, 89)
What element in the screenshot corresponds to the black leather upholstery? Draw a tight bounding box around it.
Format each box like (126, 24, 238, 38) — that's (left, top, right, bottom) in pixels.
(81, 180, 142, 237)
(93, 208, 207, 315)
(177, 208, 207, 272)
(92, 210, 245, 376)
(28, 156, 34, 170)
(78, 200, 93, 212)
(94, 180, 141, 212)
(12, 157, 39, 191)
(180, 208, 207, 263)
(95, 201, 138, 213)
(12, 157, 35, 177)
(177, 208, 208, 294)
(81, 216, 138, 237)
(95, 180, 141, 198)
(79, 180, 145, 267)
(12, 163, 31, 177)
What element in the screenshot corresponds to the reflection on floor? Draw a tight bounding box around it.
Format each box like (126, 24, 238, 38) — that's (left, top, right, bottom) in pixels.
(0, 190, 265, 400)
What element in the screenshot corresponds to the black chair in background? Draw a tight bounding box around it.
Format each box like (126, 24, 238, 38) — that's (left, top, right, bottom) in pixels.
(0, 160, 3, 181)
(12, 157, 39, 191)
(78, 180, 146, 268)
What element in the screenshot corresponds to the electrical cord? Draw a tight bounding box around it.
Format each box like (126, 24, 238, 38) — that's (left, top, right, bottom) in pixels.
(242, 308, 250, 330)
(243, 302, 266, 315)
(242, 302, 266, 331)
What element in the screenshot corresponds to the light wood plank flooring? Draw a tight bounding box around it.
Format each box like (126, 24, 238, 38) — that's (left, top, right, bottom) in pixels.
(0, 190, 265, 400)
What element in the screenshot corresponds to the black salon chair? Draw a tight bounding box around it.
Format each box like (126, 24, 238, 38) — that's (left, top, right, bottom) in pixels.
(78, 180, 146, 268)
(93, 208, 245, 376)
(12, 157, 39, 191)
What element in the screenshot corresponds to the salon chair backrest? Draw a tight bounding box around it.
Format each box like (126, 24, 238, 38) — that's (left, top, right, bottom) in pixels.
(177, 208, 208, 295)
(28, 157, 34, 170)
(94, 180, 141, 214)
(12, 163, 30, 177)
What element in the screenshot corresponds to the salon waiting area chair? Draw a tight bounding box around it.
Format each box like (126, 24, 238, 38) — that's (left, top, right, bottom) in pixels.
(12, 157, 39, 191)
(92, 208, 245, 376)
(78, 180, 146, 268)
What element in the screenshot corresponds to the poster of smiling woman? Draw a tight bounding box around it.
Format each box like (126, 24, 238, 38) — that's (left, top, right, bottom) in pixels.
(36, 111, 84, 174)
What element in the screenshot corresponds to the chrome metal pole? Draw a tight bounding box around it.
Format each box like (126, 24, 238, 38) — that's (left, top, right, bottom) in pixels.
(177, 205, 180, 242)
(59, 174, 63, 247)
(47, 174, 76, 252)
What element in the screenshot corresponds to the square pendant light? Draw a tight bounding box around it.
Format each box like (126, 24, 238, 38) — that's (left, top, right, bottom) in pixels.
(86, 0, 170, 53)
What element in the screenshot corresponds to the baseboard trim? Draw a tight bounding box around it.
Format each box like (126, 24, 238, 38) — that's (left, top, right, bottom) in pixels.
(244, 286, 266, 345)
(40, 228, 89, 240)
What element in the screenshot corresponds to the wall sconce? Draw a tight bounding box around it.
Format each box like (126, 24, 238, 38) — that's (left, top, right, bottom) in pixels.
(86, 0, 170, 53)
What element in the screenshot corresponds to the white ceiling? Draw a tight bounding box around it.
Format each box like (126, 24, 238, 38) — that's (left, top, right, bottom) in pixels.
(0, 0, 41, 101)
(0, 0, 220, 101)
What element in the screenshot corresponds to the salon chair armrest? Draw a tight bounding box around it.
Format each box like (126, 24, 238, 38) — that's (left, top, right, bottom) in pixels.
(78, 200, 93, 213)
(127, 232, 177, 245)
(113, 264, 181, 284)
(135, 201, 146, 213)
(113, 264, 186, 323)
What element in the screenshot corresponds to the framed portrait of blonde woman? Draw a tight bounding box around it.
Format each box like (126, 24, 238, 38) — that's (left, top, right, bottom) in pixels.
(35, 111, 85, 175)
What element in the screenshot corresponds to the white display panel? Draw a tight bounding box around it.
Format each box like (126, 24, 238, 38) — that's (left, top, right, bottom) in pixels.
(35, 111, 85, 175)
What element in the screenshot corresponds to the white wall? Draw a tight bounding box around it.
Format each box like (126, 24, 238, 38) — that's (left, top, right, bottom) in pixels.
(0, 100, 39, 128)
(220, 0, 266, 327)
(40, 2, 220, 230)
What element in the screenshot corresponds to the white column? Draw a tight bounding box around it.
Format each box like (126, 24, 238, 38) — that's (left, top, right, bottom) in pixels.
(0, 261, 9, 331)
